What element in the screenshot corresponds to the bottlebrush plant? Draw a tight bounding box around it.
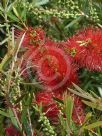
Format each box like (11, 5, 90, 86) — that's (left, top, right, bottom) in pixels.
(0, 0, 102, 136)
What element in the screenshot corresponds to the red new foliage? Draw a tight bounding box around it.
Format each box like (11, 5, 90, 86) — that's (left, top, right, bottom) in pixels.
(67, 27, 102, 71)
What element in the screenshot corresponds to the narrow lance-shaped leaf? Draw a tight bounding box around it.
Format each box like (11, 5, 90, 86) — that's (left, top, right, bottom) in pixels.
(7, 11, 19, 22)
(82, 100, 102, 111)
(8, 108, 19, 129)
(34, 0, 49, 6)
(83, 112, 92, 124)
(64, 95, 74, 125)
(84, 121, 102, 130)
(12, 6, 19, 18)
(0, 109, 10, 117)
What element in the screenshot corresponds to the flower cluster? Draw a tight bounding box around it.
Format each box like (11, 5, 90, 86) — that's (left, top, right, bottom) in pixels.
(20, 27, 78, 92)
(13, 26, 102, 132)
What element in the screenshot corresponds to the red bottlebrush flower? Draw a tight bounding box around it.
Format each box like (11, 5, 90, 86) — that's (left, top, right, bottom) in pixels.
(18, 26, 79, 92)
(37, 46, 71, 90)
(72, 96, 85, 125)
(36, 91, 61, 122)
(67, 27, 102, 71)
(36, 91, 54, 106)
(5, 125, 21, 136)
(44, 103, 60, 122)
(15, 27, 45, 48)
(21, 42, 78, 92)
(36, 91, 85, 125)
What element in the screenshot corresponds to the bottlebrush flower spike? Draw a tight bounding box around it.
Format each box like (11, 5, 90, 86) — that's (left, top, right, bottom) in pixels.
(36, 91, 85, 125)
(36, 91, 55, 106)
(36, 91, 61, 122)
(21, 40, 78, 92)
(67, 27, 102, 71)
(72, 96, 85, 125)
(5, 125, 21, 136)
(15, 27, 45, 48)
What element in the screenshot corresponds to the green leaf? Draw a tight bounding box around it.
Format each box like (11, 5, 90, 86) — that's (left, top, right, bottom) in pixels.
(0, 109, 9, 117)
(0, 5, 4, 12)
(84, 121, 102, 130)
(33, 0, 49, 6)
(59, 114, 66, 136)
(82, 100, 102, 111)
(97, 127, 101, 136)
(8, 108, 19, 129)
(0, 52, 12, 71)
(12, 6, 19, 18)
(21, 107, 28, 127)
(2, 0, 7, 8)
(65, 16, 83, 29)
(21, 7, 27, 21)
(83, 112, 92, 124)
(21, 110, 29, 135)
(13, 24, 22, 30)
(6, 1, 16, 12)
(64, 96, 74, 125)
(0, 115, 5, 135)
(7, 11, 19, 22)
(0, 11, 4, 17)
(89, 132, 94, 136)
